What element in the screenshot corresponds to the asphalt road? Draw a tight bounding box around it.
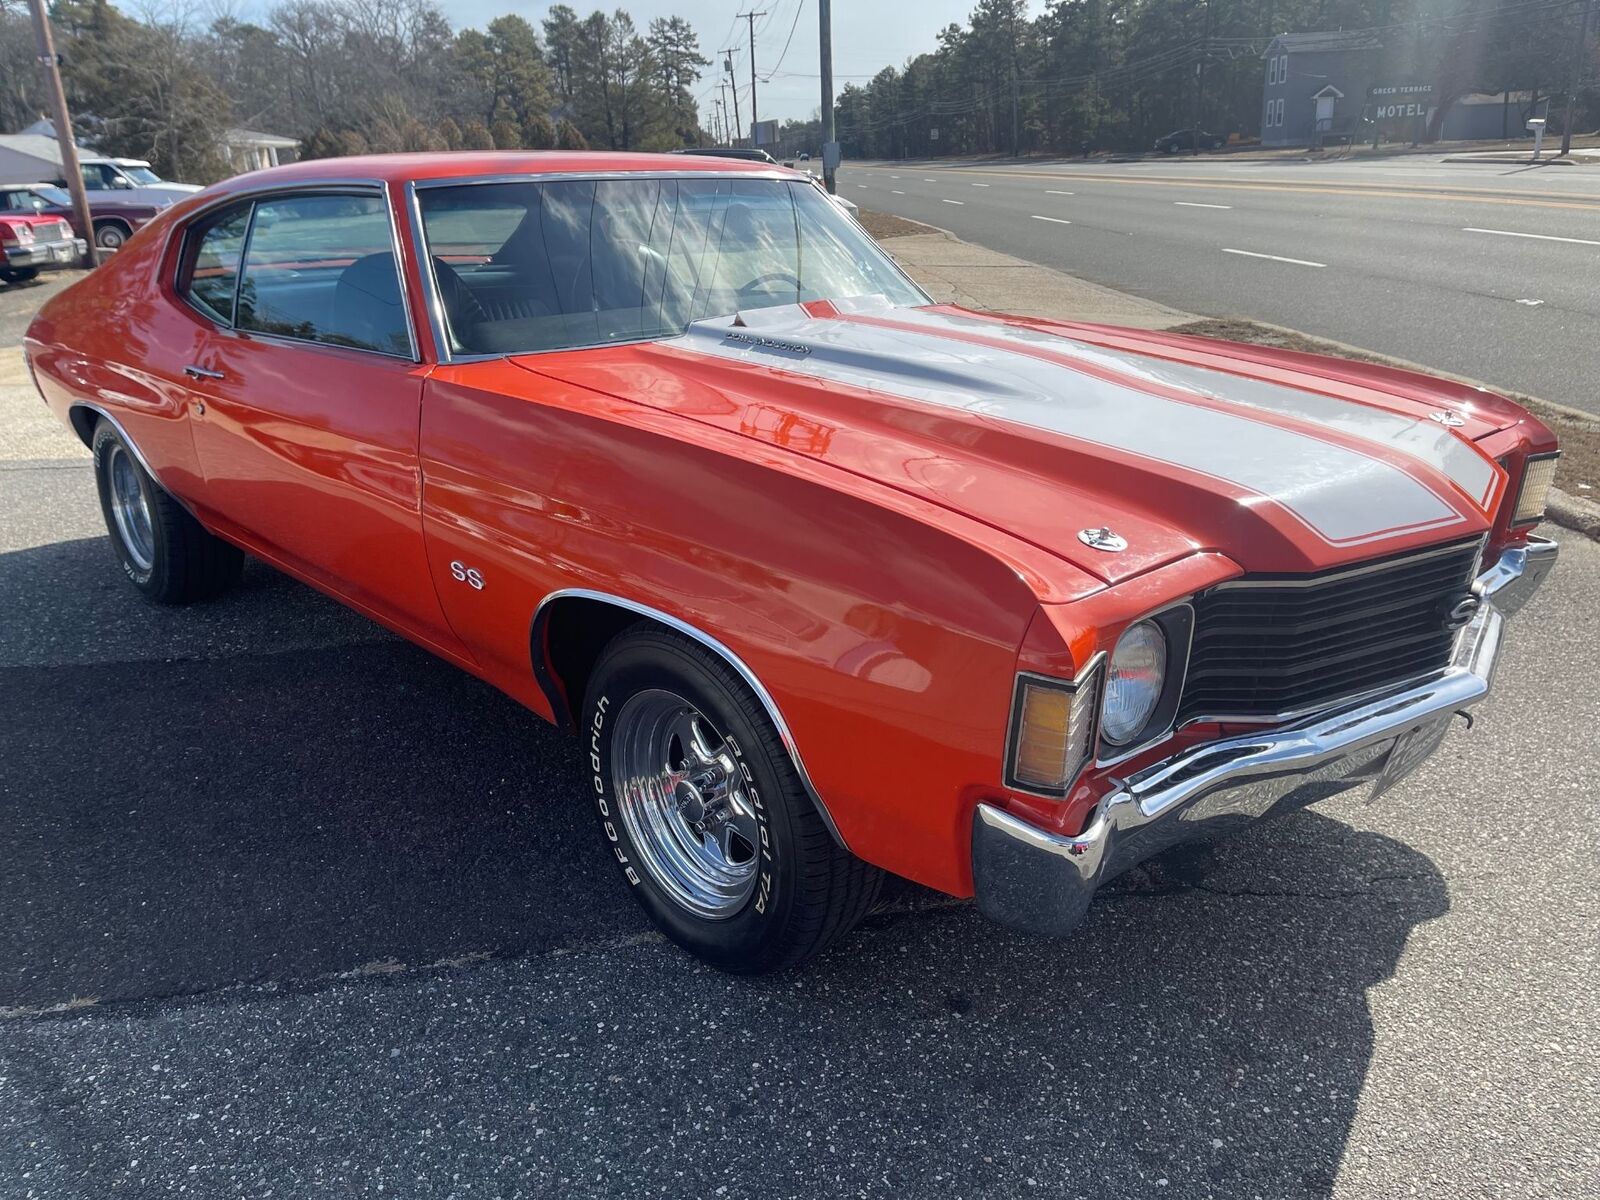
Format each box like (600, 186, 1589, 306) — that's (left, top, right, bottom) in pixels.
(840, 155, 1600, 416)
(2, 287, 1598, 1198)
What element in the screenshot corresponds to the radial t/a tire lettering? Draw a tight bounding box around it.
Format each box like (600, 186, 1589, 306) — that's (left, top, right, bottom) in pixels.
(583, 625, 882, 973)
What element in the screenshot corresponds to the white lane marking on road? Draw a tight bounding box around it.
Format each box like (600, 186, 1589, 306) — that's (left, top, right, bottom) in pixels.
(942, 199, 965, 205)
(891, 175, 900, 178)
(1046, 189, 1074, 195)
(1515, 298, 1544, 306)
(971, 182, 990, 187)
(923, 177, 936, 182)
(856, 185, 868, 189)
(1031, 215, 1072, 225)
(892, 190, 905, 194)
(1221, 247, 1326, 268)
(1175, 201, 1233, 209)
(1462, 226, 1600, 247)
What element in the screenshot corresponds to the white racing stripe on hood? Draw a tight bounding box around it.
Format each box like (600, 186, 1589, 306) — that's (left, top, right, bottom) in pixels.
(671, 307, 1466, 547)
(879, 305, 1497, 508)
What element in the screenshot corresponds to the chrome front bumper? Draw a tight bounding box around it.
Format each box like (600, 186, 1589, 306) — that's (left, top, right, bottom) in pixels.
(4, 237, 86, 270)
(972, 536, 1558, 938)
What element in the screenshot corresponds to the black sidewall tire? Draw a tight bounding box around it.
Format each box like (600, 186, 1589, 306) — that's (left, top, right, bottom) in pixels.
(93, 423, 162, 594)
(95, 223, 127, 249)
(585, 636, 802, 972)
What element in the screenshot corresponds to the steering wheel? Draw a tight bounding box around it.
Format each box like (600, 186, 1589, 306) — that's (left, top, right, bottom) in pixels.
(739, 272, 803, 298)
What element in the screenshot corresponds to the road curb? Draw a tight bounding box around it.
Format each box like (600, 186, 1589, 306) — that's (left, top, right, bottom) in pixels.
(1547, 488, 1600, 540)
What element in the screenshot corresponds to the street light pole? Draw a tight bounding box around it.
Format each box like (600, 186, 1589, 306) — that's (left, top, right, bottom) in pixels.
(25, 0, 97, 268)
(819, 0, 837, 193)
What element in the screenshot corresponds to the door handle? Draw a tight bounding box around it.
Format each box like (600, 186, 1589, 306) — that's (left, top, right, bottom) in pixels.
(184, 365, 225, 380)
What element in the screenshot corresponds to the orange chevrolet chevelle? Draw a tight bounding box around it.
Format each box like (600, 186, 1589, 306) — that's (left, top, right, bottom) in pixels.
(25, 153, 1561, 971)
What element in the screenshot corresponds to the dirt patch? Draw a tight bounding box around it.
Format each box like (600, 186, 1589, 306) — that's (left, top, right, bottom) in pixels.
(857, 209, 940, 240)
(1171, 318, 1600, 498)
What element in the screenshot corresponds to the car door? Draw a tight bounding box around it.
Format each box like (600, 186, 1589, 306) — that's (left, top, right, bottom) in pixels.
(173, 187, 464, 657)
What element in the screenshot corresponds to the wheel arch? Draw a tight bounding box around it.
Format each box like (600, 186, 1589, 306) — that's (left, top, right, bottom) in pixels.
(531, 588, 849, 849)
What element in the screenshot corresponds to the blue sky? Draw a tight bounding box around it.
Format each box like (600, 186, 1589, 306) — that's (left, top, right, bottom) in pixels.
(441, 0, 983, 126)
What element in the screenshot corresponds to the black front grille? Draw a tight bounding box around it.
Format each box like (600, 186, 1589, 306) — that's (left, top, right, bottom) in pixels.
(1178, 539, 1482, 724)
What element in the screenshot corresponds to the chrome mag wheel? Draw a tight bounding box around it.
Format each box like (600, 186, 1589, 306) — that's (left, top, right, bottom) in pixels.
(106, 442, 155, 571)
(612, 689, 762, 919)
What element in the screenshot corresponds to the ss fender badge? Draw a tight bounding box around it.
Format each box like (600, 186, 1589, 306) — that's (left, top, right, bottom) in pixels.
(449, 560, 485, 590)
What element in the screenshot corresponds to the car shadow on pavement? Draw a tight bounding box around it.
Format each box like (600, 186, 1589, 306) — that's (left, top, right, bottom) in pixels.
(0, 536, 1450, 1197)
(0, 536, 640, 1012)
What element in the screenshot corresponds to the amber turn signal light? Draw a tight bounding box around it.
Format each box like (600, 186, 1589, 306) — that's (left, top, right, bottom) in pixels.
(1005, 657, 1104, 796)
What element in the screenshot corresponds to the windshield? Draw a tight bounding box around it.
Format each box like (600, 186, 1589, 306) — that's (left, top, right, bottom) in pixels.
(418, 176, 927, 356)
(34, 185, 71, 206)
(122, 166, 162, 184)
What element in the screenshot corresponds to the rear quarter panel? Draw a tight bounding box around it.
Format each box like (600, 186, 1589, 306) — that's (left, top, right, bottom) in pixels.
(25, 214, 210, 498)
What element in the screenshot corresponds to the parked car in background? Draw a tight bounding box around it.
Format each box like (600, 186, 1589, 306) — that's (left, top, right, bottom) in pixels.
(1153, 128, 1225, 153)
(51, 156, 201, 208)
(23, 152, 1560, 972)
(0, 208, 85, 283)
(0, 183, 161, 251)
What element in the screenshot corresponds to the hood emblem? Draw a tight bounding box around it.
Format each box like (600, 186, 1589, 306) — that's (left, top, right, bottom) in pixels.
(1078, 527, 1129, 553)
(1428, 410, 1467, 428)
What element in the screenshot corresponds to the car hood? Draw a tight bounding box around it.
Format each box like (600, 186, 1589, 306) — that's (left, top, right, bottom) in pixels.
(518, 301, 1505, 584)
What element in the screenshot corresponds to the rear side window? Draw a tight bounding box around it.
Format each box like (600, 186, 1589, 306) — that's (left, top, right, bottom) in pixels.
(235, 193, 409, 356)
(182, 204, 251, 325)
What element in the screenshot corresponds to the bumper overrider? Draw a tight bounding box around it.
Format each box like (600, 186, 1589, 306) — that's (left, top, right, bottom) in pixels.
(972, 536, 1559, 937)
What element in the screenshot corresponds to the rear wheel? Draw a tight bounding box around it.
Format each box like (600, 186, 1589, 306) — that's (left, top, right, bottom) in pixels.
(94, 221, 130, 250)
(91, 420, 243, 603)
(583, 626, 882, 972)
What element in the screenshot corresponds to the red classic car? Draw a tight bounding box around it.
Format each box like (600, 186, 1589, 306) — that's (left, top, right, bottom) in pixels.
(24, 153, 1560, 972)
(0, 207, 85, 284)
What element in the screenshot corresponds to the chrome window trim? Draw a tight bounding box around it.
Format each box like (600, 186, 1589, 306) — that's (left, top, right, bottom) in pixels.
(1002, 653, 1106, 799)
(1095, 600, 1196, 769)
(171, 179, 420, 363)
(529, 587, 848, 850)
(408, 172, 929, 365)
(410, 168, 803, 190)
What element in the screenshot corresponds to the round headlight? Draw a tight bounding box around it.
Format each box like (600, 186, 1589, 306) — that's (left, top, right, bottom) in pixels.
(1101, 621, 1168, 746)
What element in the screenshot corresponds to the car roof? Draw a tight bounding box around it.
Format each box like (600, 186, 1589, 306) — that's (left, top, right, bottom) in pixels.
(204, 151, 800, 196)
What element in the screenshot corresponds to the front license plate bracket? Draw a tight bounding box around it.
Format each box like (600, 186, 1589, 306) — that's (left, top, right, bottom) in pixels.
(1371, 715, 1452, 798)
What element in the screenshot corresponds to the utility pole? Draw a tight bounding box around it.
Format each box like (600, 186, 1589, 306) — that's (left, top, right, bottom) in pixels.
(819, 0, 837, 193)
(1008, 2, 1021, 157)
(741, 11, 768, 146)
(25, 0, 97, 268)
(1562, 0, 1594, 156)
(1193, 0, 1210, 156)
(722, 50, 743, 145)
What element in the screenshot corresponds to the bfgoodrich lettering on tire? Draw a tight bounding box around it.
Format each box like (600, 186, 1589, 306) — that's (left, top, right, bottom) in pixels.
(583, 626, 882, 972)
(91, 420, 243, 604)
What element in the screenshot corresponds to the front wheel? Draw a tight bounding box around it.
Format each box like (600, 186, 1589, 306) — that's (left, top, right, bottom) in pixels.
(0, 266, 40, 285)
(91, 420, 243, 603)
(583, 626, 882, 972)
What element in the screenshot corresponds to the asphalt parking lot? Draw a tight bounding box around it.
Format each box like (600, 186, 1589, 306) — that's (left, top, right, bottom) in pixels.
(1, 276, 1596, 1198)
